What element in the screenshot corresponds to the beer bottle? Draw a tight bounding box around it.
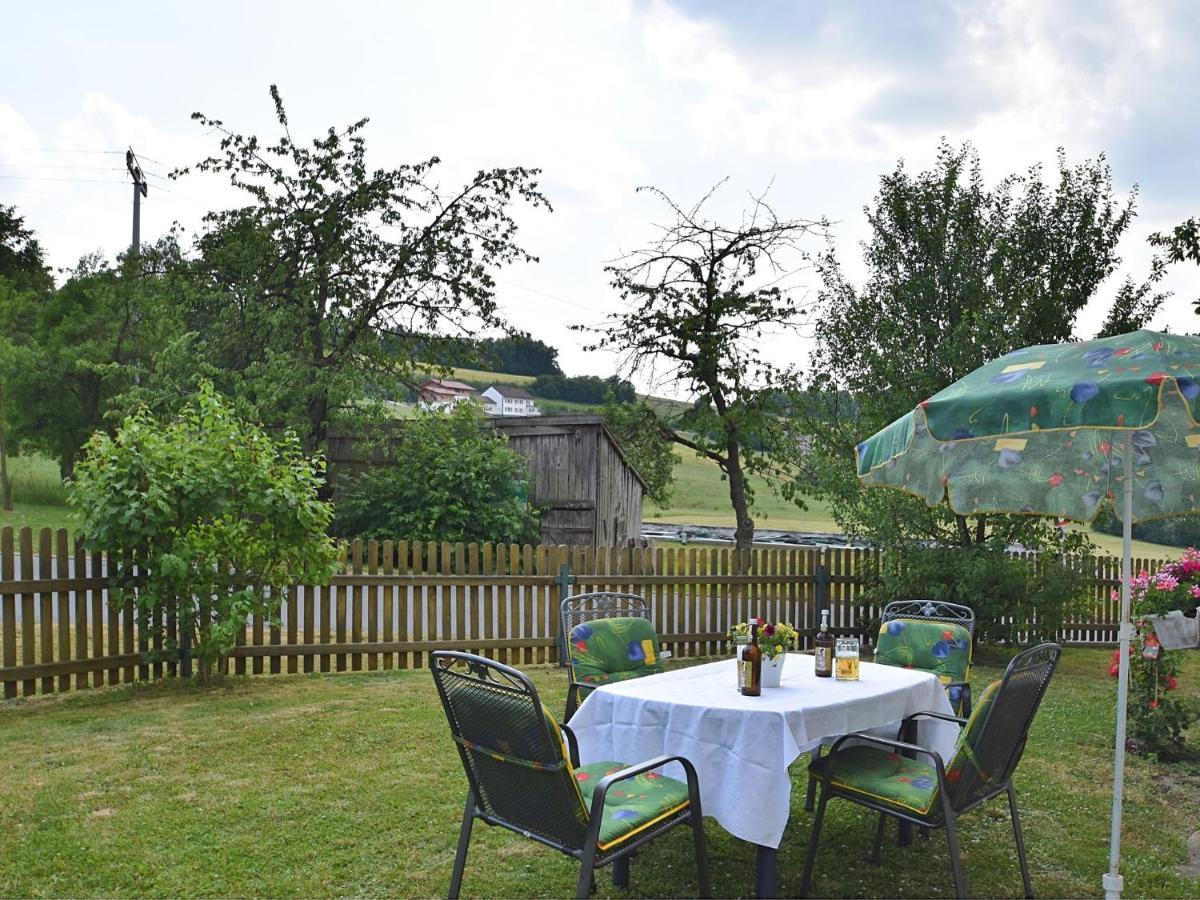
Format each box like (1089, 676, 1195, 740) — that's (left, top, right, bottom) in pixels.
(814, 609, 834, 678)
(741, 622, 762, 696)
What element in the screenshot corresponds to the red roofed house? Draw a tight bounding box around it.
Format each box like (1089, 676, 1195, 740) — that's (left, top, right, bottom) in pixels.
(417, 379, 476, 411)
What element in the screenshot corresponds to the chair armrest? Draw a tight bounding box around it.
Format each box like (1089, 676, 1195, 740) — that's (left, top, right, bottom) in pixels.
(565, 681, 596, 720)
(902, 709, 968, 727)
(826, 732, 949, 782)
(585, 755, 701, 832)
(559, 722, 581, 768)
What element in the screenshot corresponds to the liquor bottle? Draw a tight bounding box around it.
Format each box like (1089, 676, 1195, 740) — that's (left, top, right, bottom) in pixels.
(814, 609, 834, 678)
(741, 623, 762, 696)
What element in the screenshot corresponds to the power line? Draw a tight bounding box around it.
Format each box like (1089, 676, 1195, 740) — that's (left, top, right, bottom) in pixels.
(0, 162, 125, 172)
(0, 174, 127, 184)
(0, 147, 124, 155)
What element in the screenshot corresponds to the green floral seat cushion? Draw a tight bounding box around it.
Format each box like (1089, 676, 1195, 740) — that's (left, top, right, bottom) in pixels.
(810, 679, 1003, 817)
(573, 761, 690, 850)
(876, 618, 973, 712)
(809, 745, 940, 814)
(569, 617, 664, 686)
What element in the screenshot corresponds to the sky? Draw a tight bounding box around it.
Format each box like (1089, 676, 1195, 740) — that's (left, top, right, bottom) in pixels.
(2, 0, 1198, 396)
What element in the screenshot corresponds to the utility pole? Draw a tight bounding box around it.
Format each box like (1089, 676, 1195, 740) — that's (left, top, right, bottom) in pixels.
(125, 148, 148, 255)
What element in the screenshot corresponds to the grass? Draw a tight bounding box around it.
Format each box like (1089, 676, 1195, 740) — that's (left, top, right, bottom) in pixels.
(0, 647, 1197, 898)
(0, 454, 79, 535)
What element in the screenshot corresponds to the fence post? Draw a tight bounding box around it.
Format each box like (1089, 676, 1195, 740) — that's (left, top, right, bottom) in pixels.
(555, 561, 576, 667)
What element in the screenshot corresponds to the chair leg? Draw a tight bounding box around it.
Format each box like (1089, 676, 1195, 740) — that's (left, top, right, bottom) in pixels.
(691, 811, 713, 898)
(945, 815, 967, 900)
(448, 794, 475, 900)
(1008, 784, 1034, 898)
(576, 854, 597, 899)
(805, 745, 822, 812)
(870, 812, 888, 863)
(800, 788, 829, 898)
(612, 855, 630, 889)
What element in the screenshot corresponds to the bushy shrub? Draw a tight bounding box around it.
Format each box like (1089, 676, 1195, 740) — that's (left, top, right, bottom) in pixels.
(333, 403, 539, 545)
(863, 544, 1089, 645)
(70, 383, 338, 681)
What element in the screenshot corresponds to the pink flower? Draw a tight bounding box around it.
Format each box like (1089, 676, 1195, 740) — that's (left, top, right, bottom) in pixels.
(1155, 574, 1180, 592)
(1191, 585, 1200, 600)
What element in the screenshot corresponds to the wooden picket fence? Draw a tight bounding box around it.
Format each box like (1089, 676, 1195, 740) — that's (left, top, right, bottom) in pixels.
(0, 526, 1167, 700)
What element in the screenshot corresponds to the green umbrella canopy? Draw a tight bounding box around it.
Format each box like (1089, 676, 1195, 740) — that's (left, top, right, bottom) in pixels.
(856, 329, 1200, 523)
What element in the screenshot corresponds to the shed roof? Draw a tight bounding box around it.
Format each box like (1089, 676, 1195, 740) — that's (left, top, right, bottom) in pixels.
(490, 414, 648, 490)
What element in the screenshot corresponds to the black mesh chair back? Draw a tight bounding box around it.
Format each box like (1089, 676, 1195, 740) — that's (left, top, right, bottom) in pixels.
(431, 650, 589, 850)
(881, 599, 976, 635)
(559, 591, 650, 665)
(945, 642, 1061, 814)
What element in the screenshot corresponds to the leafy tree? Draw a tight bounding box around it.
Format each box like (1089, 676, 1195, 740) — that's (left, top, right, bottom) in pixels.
(8, 242, 184, 477)
(333, 403, 539, 544)
(479, 333, 562, 376)
(808, 142, 1150, 558)
(1148, 216, 1200, 314)
(175, 86, 550, 459)
(69, 384, 338, 682)
(584, 183, 825, 550)
(531, 373, 636, 404)
(0, 205, 53, 508)
(601, 397, 677, 507)
(0, 205, 53, 295)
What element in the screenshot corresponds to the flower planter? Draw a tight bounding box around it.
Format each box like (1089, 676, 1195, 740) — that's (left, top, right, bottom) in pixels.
(1145, 611, 1200, 651)
(762, 651, 785, 688)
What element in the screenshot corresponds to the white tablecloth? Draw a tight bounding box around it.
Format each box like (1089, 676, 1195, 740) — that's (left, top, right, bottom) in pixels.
(568, 654, 961, 849)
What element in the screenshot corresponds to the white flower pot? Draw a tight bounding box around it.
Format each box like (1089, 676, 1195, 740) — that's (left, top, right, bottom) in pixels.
(1145, 611, 1200, 651)
(762, 651, 785, 688)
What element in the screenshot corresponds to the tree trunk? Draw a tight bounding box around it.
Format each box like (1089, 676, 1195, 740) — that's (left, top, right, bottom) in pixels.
(954, 513, 972, 548)
(0, 376, 11, 512)
(725, 440, 755, 553)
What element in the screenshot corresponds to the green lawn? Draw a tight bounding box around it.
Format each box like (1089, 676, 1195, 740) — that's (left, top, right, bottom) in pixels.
(1, 647, 1197, 898)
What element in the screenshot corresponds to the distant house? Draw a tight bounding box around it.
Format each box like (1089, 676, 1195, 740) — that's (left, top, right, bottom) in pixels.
(481, 384, 540, 417)
(417, 379, 476, 410)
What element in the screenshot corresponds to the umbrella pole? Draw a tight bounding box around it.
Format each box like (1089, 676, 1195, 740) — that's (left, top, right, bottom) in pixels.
(1104, 433, 1134, 900)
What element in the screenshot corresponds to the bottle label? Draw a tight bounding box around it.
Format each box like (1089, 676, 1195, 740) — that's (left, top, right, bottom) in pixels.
(815, 647, 827, 673)
(737, 647, 746, 690)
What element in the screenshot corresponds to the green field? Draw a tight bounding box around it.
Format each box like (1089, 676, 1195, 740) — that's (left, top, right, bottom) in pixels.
(646, 447, 1182, 560)
(0, 648, 1197, 898)
(0, 454, 79, 535)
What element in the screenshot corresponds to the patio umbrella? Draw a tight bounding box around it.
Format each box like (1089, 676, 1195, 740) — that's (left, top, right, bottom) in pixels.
(853, 328, 1200, 900)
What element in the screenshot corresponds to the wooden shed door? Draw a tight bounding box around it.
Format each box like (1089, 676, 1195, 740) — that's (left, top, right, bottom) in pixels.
(540, 500, 596, 546)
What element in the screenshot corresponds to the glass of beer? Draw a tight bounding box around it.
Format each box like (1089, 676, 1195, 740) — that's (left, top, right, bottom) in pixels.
(834, 637, 860, 681)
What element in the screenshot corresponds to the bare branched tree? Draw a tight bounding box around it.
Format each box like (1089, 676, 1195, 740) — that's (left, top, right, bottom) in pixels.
(583, 182, 827, 550)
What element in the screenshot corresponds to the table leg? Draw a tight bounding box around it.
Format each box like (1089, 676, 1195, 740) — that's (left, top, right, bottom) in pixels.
(755, 844, 778, 898)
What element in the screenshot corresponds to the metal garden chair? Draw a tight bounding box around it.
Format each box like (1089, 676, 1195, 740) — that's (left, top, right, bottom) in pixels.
(877, 599, 977, 716)
(805, 598, 978, 813)
(800, 642, 1062, 900)
(559, 592, 663, 719)
(430, 650, 711, 899)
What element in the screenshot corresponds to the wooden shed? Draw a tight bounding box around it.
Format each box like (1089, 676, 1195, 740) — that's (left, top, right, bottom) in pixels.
(325, 414, 647, 547)
(490, 415, 646, 547)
